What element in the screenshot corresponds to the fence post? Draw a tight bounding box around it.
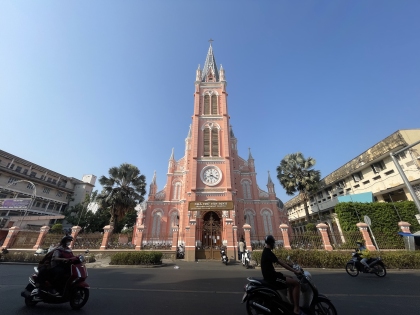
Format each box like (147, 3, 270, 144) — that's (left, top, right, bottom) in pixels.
(184, 222, 195, 262)
(33, 226, 50, 250)
(171, 226, 179, 251)
(100, 225, 114, 250)
(135, 225, 145, 250)
(398, 221, 412, 234)
(316, 223, 333, 251)
(225, 218, 235, 261)
(1, 226, 20, 249)
(243, 224, 252, 252)
(356, 222, 376, 251)
(70, 226, 82, 249)
(280, 224, 292, 249)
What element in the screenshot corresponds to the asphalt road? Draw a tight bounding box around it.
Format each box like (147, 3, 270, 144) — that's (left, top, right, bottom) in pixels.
(1, 260, 419, 315)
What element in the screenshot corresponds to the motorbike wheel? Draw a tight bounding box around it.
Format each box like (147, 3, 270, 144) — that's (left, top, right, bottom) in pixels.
(24, 297, 38, 307)
(245, 260, 249, 269)
(345, 263, 359, 277)
(373, 264, 387, 277)
(246, 294, 284, 315)
(224, 259, 228, 265)
(70, 288, 89, 310)
(313, 297, 337, 315)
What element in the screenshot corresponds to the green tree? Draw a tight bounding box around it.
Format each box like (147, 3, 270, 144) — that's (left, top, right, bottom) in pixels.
(50, 223, 63, 234)
(276, 152, 321, 222)
(96, 163, 146, 227)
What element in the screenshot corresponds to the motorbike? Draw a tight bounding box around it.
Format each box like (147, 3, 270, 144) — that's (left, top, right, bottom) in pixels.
(34, 248, 48, 256)
(345, 250, 386, 277)
(176, 245, 185, 259)
(220, 247, 229, 265)
(242, 257, 337, 315)
(241, 249, 251, 268)
(20, 254, 90, 310)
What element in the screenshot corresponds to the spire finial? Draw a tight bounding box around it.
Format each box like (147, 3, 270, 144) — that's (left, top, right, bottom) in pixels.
(248, 147, 254, 160)
(170, 148, 175, 160)
(152, 171, 157, 184)
(209, 38, 214, 45)
(267, 171, 273, 184)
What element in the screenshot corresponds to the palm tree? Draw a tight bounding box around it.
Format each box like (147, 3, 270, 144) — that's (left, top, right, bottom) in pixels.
(276, 152, 321, 222)
(96, 163, 146, 227)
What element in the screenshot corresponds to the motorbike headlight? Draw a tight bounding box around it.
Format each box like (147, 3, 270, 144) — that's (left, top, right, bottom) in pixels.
(79, 255, 85, 263)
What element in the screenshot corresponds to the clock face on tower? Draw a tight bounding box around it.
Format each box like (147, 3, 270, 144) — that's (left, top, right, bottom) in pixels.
(200, 165, 222, 186)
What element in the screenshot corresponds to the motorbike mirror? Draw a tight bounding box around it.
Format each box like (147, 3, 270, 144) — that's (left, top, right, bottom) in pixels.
(85, 249, 90, 254)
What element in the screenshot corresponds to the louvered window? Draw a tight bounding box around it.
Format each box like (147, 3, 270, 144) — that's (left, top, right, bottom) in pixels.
(211, 129, 219, 156)
(204, 95, 210, 115)
(203, 129, 210, 156)
(211, 95, 217, 114)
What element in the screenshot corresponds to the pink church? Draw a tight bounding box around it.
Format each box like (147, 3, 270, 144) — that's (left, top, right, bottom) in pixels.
(135, 44, 289, 261)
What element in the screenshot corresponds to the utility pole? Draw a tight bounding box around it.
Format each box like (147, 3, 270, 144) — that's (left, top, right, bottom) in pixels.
(390, 139, 420, 214)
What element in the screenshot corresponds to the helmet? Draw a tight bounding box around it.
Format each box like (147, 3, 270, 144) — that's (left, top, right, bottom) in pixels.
(265, 235, 275, 245)
(60, 235, 73, 246)
(356, 240, 364, 245)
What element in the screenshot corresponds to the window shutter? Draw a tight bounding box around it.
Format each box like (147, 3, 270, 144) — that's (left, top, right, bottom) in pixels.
(203, 129, 210, 156)
(211, 129, 219, 156)
(204, 95, 210, 115)
(211, 95, 217, 115)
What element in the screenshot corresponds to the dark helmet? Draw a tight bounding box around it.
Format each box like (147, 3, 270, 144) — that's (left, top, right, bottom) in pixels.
(60, 235, 73, 246)
(265, 235, 275, 245)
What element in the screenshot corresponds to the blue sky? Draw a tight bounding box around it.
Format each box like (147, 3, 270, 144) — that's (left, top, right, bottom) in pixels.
(1, 1, 419, 204)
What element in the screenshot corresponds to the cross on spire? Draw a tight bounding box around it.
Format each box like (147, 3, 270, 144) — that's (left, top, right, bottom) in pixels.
(208, 38, 214, 45)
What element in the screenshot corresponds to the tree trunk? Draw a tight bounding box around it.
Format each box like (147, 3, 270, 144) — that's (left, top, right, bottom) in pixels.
(302, 194, 310, 222)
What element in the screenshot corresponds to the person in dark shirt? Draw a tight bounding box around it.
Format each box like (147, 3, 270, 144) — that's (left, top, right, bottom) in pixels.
(261, 235, 304, 315)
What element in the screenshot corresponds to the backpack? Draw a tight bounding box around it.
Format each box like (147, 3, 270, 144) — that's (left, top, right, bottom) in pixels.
(38, 247, 61, 270)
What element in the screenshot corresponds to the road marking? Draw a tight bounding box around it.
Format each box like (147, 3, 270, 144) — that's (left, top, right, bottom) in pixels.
(3, 285, 420, 298)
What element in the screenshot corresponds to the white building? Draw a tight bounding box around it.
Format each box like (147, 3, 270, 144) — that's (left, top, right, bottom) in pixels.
(0, 149, 96, 232)
(284, 129, 420, 233)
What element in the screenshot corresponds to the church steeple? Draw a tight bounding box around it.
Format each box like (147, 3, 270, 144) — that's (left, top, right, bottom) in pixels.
(267, 171, 276, 199)
(202, 41, 219, 82)
(168, 148, 175, 173)
(148, 171, 157, 198)
(248, 148, 255, 171)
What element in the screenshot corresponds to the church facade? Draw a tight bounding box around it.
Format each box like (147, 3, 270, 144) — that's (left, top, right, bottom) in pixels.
(136, 44, 288, 261)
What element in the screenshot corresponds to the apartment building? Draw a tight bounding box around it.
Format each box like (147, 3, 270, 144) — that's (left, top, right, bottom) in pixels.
(0, 149, 96, 231)
(284, 129, 420, 232)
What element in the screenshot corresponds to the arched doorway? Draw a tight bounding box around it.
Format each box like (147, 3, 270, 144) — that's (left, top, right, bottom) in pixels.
(196, 211, 222, 259)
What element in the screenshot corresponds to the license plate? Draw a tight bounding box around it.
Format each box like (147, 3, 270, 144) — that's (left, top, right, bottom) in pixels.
(242, 292, 247, 303)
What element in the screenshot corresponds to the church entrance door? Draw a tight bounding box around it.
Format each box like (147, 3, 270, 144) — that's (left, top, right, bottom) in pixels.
(196, 211, 222, 260)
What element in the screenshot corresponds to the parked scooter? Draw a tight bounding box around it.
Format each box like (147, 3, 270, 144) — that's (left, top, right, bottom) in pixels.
(241, 249, 251, 268)
(345, 250, 386, 277)
(34, 248, 48, 256)
(220, 247, 228, 265)
(242, 257, 337, 315)
(176, 244, 185, 259)
(21, 254, 90, 309)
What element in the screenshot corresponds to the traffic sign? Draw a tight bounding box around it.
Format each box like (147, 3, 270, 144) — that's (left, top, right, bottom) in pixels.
(364, 215, 372, 226)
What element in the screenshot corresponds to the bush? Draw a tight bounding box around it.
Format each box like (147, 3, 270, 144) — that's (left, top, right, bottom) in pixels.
(110, 251, 163, 265)
(251, 249, 420, 269)
(1, 252, 43, 263)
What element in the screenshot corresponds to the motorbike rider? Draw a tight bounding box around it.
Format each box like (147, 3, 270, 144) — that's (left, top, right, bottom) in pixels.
(49, 235, 76, 294)
(356, 240, 371, 272)
(261, 235, 305, 315)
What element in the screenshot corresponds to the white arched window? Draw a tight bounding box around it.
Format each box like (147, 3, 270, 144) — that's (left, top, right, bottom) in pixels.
(242, 180, 252, 199)
(261, 209, 273, 235)
(152, 210, 163, 239)
(244, 209, 256, 236)
(172, 182, 182, 200)
(168, 210, 179, 238)
(202, 122, 220, 157)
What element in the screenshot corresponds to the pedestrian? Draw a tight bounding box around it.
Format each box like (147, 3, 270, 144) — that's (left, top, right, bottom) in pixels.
(239, 237, 245, 260)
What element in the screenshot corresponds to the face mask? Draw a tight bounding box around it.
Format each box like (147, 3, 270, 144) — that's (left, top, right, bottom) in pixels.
(66, 242, 71, 247)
